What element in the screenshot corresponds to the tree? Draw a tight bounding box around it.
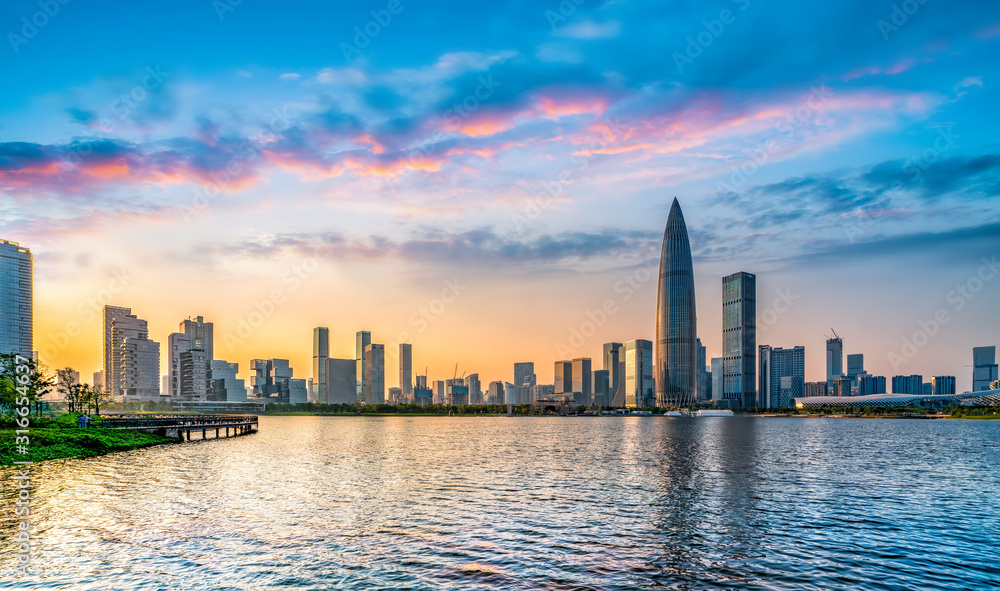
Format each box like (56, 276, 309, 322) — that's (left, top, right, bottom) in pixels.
(57, 367, 79, 413)
(0, 353, 55, 415)
(90, 384, 113, 416)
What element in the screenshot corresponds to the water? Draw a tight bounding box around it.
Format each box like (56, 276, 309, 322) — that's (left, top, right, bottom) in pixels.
(2, 416, 999, 590)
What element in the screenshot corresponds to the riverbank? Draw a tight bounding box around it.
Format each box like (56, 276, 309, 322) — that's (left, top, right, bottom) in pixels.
(0, 415, 176, 466)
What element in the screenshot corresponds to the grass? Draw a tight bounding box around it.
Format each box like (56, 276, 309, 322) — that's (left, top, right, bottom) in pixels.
(0, 414, 176, 466)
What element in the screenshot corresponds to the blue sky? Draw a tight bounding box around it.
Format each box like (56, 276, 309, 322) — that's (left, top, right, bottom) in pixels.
(2, 0, 999, 391)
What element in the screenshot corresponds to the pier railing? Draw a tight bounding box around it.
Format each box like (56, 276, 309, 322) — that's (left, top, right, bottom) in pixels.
(97, 414, 258, 441)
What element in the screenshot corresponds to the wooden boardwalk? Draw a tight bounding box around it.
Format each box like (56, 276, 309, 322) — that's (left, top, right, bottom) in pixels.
(100, 415, 258, 441)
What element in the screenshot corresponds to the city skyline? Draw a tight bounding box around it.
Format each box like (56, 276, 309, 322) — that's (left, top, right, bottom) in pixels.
(1, 2, 998, 392)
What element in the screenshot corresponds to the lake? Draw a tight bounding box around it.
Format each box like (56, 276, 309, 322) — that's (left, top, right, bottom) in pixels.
(2, 416, 999, 589)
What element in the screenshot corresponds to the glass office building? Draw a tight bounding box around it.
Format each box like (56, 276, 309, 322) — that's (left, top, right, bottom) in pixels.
(654, 198, 697, 408)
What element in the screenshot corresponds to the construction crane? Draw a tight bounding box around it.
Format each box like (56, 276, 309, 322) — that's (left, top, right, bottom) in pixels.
(453, 363, 458, 380)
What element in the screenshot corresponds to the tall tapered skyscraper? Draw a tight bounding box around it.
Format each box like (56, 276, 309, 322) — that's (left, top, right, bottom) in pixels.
(655, 198, 698, 408)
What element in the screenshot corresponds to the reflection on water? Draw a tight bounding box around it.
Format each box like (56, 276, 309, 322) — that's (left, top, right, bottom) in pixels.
(2, 416, 999, 590)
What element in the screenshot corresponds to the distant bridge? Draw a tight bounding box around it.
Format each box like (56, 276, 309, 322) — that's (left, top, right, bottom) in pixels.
(99, 414, 258, 441)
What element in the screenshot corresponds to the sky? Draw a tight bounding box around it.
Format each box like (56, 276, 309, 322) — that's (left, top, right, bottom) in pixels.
(2, 0, 999, 393)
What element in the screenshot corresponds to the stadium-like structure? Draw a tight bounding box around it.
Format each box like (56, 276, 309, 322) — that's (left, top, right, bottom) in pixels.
(793, 388, 1000, 409)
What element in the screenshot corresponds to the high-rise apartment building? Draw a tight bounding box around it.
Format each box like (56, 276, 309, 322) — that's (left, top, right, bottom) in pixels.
(399, 343, 413, 397)
(180, 316, 213, 359)
(655, 198, 698, 408)
(722, 271, 756, 408)
(931, 375, 956, 395)
(103, 305, 132, 397)
(758, 345, 805, 408)
(179, 348, 210, 401)
(0, 239, 32, 357)
(892, 374, 923, 395)
(804, 381, 829, 397)
(857, 374, 886, 395)
(571, 357, 592, 406)
(107, 308, 160, 401)
(973, 346, 998, 392)
(363, 343, 385, 404)
(167, 332, 191, 398)
(313, 327, 329, 403)
(624, 339, 654, 408)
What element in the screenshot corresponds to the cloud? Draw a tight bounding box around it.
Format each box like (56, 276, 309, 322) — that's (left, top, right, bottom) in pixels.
(212, 227, 659, 266)
(552, 20, 622, 40)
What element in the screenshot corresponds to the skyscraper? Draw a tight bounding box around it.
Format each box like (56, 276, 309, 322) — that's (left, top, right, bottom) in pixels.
(711, 357, 723, 401)
(847, 353, 864, 386)
(0, 239, 32, 357)
(180, 316, 213, 360)
(112, 311, 160, 401)
(758, 345, 805, 408)
(571, 358, 592, 406)
(722, 271, 756, 408)
(356, 330, 371, 402)
(973, 346, 998, 392)
(655, 198, 698, 408)
(624, 339, 654, 408)
(363, 343, 385, 404)
(554, 360, 572, 394)
(327, 358, 357, 404)
(400, 343, 413, 397)
(179, 348, 210, 401)
(593, 369, 610, 407)
(514, 362, 536, 405)
(696, 338, 707, 401)
(167, 332, 191, 398)
(313, 327, 329, 403)
(103, 305, 131, 398)
(466, 372, 481, 404)
(826, 335, 843, 385)
(603, 342, 623, 400)
(931, 376, 956, 395)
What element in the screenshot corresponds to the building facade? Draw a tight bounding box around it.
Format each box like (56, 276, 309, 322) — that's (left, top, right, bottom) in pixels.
(857, 374, 886, 395)
(931, 375, 956, 395)
(758, 345, 805, 408)
(826, 336, 843, 385)
(313, 327, 329, 403)
(399, 343, 413, 397)
(571, 357, 592, 406)
(722, 272, 756, 408)
(624, 339, 654, 408)
(0, 239, 32, 357)
(327, 358, 357, 404)
(103, 305, 132, 398)
(363, 343, 385, 404)
(356, 330, 371, 401)
(892, 374, 924, 395)
(973, 346, 998, 392)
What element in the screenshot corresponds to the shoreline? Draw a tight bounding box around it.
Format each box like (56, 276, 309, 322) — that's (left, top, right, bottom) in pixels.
(0, 419, 176, 467)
